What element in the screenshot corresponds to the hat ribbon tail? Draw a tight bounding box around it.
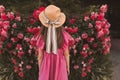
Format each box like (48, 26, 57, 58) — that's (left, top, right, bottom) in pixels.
(46, 24, 58, 54)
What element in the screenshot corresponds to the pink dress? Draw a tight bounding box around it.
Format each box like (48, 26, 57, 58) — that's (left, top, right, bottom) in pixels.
(36, 30, 74, 80)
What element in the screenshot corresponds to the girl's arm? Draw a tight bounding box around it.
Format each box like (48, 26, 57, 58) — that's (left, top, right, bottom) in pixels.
(38, 48, 43, 69)
(64, 47, 70, 75)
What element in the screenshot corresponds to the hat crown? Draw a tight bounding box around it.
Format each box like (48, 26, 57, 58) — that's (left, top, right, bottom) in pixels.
(44, 5, 61, 21)
(39, 5, 66, 28)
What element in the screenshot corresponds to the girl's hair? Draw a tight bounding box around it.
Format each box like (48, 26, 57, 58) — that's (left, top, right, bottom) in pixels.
(40, 26, 64, 49)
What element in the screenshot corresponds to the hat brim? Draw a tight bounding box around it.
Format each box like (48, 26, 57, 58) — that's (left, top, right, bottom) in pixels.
(39, 11, 66, 28)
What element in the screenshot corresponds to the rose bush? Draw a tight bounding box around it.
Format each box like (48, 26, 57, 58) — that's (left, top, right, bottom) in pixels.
(0, 5, 38, 80)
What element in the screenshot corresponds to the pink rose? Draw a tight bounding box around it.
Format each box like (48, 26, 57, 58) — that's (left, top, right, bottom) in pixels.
(3, 21, 10, 31)
(72, 45, 76, 49)
(83, 44, 89, 50)
(102, 42, 106, 48)
(38, 6, 45, 12)
(90, 12, 98, 20)
(32, 27, 41, 35)
(15, 16, 21, 21)
(88, 23, 93, 28)
(16, 44, 22, 49)
(0, 5, 5, 13)
(18, 71, 24, 78)
(73, 27, 79, 33)
(12, 51, 17, 55)
(103, 47, 110, 55)
(81, 51, 88, 58)
(7, 12, 15, 20)
(105, 23, 111, 29)
(1, 30, 8, 38)
(87, 37, 94, 42)
(11, 37, 18, 43)
(24, 37, 30, 42)
(33, 7, 45, 20)
(97, 13, 105, 21)
(27, 27, 37, 34)
(81, 71, 87, 77)
(12, 23, 17, 28)
(103, 36, 111, 42)
(28, 49, 32, 54)
(26, 65, 32, 69)
(97, 29, 104, 38)
(82, 68, 86, 71)
(103, 29, 109, 35)
(29, 18, 36, 24)
(95, 21, 102, 30)
(100, 4, 108, 13)
(69, 18, 76, 24)
(14, 66, 19, 72)
(73, 65, 79, 69)
(101, 20, 107, 27)
(1, 12, 8, 20)
(18, 51, 25, 58)
(75, 37, 81, 42)
(65, 27, 75, 34)
(88, 58, 94, 64)
(29, 45, 33, 49)
(30, 38, 37, 46)
(27, 27, 33, 33)
(19, 67, 23, 71)
(11, 58, 17, 64)
(17, 33, 24, 39)
(81, 33, 88, 39)
(73, 49, 77, 55)
(33, 10, 41, 20)
(102, 41, 111, 49)
(86, 66, 91, 72)
(84, 15, 90, 21)
(7, 43, 12, 48)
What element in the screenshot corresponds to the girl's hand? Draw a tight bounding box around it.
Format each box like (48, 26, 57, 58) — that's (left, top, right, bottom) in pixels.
(67, 67, 70, 76)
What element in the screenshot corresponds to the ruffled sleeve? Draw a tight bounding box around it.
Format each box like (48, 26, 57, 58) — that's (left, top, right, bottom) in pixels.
(31, 34, 45, 50)
(36, 35, 45, 50)
(62, 30, 74, 52)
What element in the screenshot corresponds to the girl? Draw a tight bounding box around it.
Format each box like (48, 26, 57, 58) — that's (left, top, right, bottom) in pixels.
(36, 5, 74, 80)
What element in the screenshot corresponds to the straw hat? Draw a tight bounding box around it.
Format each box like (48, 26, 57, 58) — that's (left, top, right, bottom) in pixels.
(39, 5, 66, 28)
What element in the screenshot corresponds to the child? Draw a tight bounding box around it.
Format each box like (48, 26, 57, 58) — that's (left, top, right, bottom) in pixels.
(36, 5, 74, 80)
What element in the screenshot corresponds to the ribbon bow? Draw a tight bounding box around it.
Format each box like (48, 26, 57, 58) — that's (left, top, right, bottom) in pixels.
(43, 12, 60, 54)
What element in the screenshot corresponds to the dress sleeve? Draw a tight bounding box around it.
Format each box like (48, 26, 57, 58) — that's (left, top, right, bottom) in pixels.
(62, 30, 74, 52)
(35, 34, 45, 50)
